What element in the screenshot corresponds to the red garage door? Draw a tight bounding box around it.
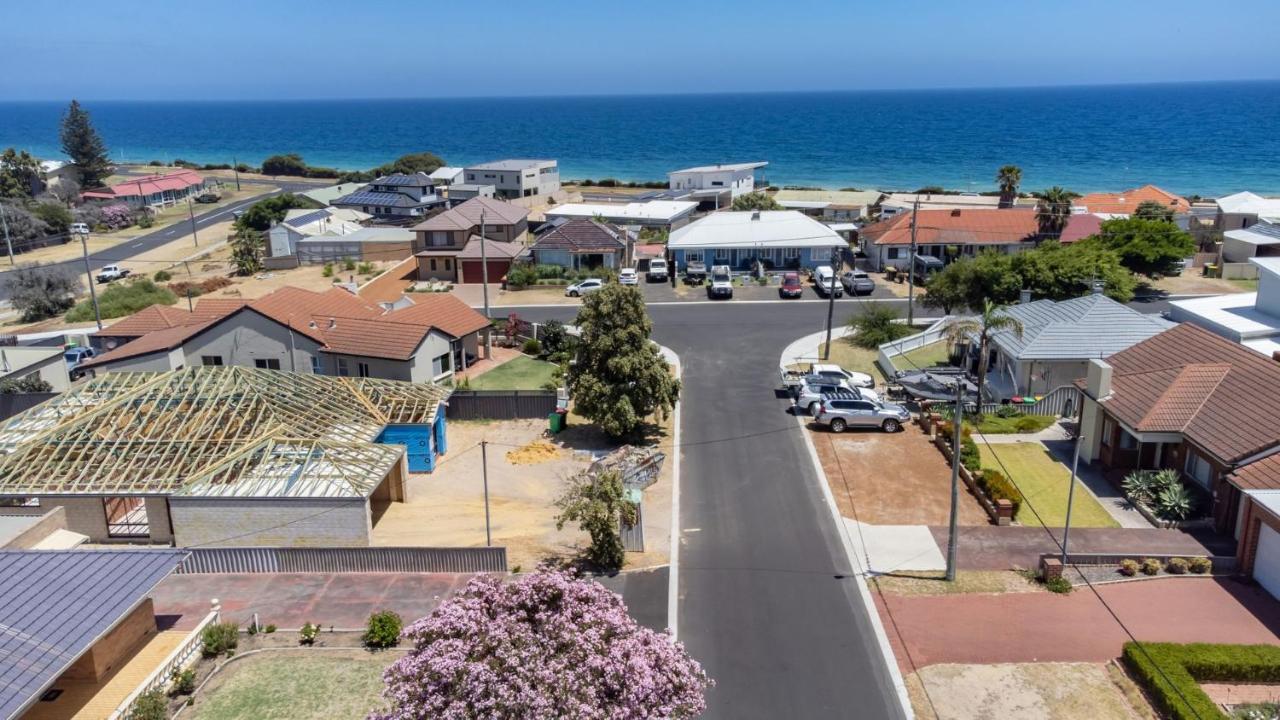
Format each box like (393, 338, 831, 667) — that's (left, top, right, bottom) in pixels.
(460, 259, 512, 283)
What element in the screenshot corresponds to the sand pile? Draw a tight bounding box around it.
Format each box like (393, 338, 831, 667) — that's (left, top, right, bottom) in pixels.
(505, 440, 563, 465)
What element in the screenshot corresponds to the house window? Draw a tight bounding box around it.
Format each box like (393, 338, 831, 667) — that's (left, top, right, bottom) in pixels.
(1185, 451, 1213, 489)
(429, 231, 450, 247)
(0, 497, 39, 507)
(783, 248, 800, 259)
(103, 497, 149, 538)
(432, 352, 452, 377)
(685, 251, 703, 263)
(887, 247, 901, 260)
(310, 356, 323, 374)
(1117, 428, 1138, 450)
(358, 362, 371, 378)
(811, 247, 832, 262)
(444, 258, 452, 270)
(201, 355, 223, 366)
(711, 181, 724, 187)
(430, 258, 438, 271)
(337, 358, 350, 377)
(254, 358, 281, 370)
(715, 248, 730, 260)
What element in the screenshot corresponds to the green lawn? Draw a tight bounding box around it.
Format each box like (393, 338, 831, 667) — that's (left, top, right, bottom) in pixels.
(972, 413, 1057, 435)
(978, 443, 1119, 528)
(897, 341, 953, 371)
(467, 355, 558, 390)
(818, 341, 885, 381)
(188, 653, 394, 720)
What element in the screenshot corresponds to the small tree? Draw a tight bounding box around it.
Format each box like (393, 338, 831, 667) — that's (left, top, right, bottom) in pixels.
(0, 200, 51, 243)
(730, 191, 781, 211)
(3, 263, 79, 322)
(32, 202, 72, 235)
(1091, 217, 1196, 278)
(0, 148, 44, 199)
(1132, 200, 1176, 223)
(59, 100, 111, 188)
(944, 300, 1024, 406)
(1035, 186, 1074, 237)
(229, 228, 265, 275)
(568, 285, 679, 438)
(260, 153, 309, 176)
(995, 164, 1022, 208)
(363, 610, 403, 649)
(847, 305, 912, 349)
(556, 469, 636, 571)
(373, 570, 710, 720)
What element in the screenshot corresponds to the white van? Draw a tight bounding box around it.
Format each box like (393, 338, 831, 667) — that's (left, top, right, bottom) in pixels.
(813, 266, 843, 298)
(69, 223, 90, 235)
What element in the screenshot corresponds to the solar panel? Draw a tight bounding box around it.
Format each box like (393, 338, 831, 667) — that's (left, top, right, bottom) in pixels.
(284, 209, 331, 228)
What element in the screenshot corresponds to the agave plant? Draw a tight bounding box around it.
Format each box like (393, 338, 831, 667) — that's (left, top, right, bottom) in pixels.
(1155, 481, 1194, 521)
(1121, 470, 1159, 504)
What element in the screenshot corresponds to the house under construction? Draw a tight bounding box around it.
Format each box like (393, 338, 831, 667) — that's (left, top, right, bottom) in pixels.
(0, 367, 450, 546)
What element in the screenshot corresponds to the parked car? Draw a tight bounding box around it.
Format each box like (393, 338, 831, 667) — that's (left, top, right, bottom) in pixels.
(813, 265, 843, 298)
(96, 265, 131, 284)
(619, 268, 639, 286)
(685, 260, 707, 285)
(707, 265, 733, 299)
(195, 191, 221, 203)
(565, 278, 605, 297)
(69, 222, 90, 236)
(648, 258, 669, 282)
(779, 272, 804, 299)
(840, 270, 875, 295)
(64, 346, 96, 381)
(780, 363, 875, 392)
(815, 394, 911, 433)
(794, 379, 881, 417)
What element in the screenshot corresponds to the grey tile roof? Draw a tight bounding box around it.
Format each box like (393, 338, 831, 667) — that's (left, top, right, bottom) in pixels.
(370, 173, 435, 188)
(987, 294, 1174, 360)
(332, 190, 441, 209)
(0, 549, 187, 719)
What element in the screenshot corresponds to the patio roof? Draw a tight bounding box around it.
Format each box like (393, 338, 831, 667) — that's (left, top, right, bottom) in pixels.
(0, 367, 447, 498)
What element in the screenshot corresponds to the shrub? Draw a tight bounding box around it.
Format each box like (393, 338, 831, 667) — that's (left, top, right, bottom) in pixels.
(994, 404, 1022, 419)
(1189, 557, 1212, 575)
(1014, 415, 1046, 432)
(1140, 558, 1161, 576)
(363, 610, 403, 649)
(3, 263, 79, 322)
(357, 261, 374, 275)
(66, 279, 178, 322)
(534, 264, 566, 279)
(522, 338, 542, 356)
(1119, 559, 1139, 576)
(1166, 557, 1189, 575)
(264, 623, 277, 633)
(1155, 481, 1195, 521)
(127, 689, 168, 720)
(170, 667, 196, 695)
(136, 212, 154, 228)
(321, 263, 334, 278)
(32, 202, 73, 235)
(300, 621, 320, 645)
(976, 468, 1024, 518)
(1044, 576, 1073, 594)
(539, 320, 572, 355)
(342, 257, 356, 271)
(506, 264, 538, 288)
(1122, 642, 1280, 720)
(153, 270, 172, 282)
(200, 621, 238, 657)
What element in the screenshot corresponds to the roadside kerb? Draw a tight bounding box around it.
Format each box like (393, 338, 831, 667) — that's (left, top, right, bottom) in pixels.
(783, 332, 914, 719)
(660, 344, 683, 642)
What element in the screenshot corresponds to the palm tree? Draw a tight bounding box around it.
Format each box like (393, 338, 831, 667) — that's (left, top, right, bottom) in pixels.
(944, 300, 1024, 408)
(995, 165, 1022, 208)
(1036, 186, 1073, 237)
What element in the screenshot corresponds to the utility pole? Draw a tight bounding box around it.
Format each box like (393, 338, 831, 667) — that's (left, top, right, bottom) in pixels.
(0, 203, 14, 265)
(187, 196, 199, 247)
(479, 209, 491, 318)
(232, 157, 241, 191)
(823, 267, 836, 360)
(907, 198, 919, 326)
(1061, 391, 1089, 564)
(481, 440, 492, 547)
(78, 230, 103, 331)
(945, 378, 963, 581)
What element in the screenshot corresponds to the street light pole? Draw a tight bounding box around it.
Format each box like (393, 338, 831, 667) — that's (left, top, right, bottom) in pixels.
(232, 157, 241, 191)
(187, 196, 199, 247)
(946, 378, 964, 581)
(481, 440, 492, 547)
(907, 198, 920, 326)
(78, 230, 102, 331)
(823, 266, 836, 361)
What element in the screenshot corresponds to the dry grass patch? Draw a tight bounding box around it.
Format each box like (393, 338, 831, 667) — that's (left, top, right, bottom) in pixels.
(909, 662, 1152, 720)
(873, 570, 1042, 597)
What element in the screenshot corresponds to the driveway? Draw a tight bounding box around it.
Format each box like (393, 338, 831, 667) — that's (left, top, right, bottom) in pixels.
(813, 420, 989, 527)
(876, 576, 1280, 670)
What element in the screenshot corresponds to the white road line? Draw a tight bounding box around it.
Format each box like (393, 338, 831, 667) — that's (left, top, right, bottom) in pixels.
(664, 347, 683, 642)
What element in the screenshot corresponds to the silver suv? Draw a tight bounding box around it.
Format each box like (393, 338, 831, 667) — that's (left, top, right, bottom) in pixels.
(794, 379, 880, 417)
(815, 395, 910, 433)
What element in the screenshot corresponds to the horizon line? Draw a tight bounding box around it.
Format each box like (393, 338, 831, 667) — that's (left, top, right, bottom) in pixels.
(3, 77, 1278, 104)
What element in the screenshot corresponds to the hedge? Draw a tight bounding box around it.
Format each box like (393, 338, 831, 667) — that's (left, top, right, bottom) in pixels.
(977, 468, 1024, 519)
(1122, 642, 1280, 720)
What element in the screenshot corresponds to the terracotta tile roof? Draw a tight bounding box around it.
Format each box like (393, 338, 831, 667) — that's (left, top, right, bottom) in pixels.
(859, 208, 1040, 246)
(81, 318, 226, 368)
(317, 317, 429, 360)
(1074, 185, 1191, 216)
(191, 298, 249, 319)
(96, 305, 200, 338)
(357, 257, 419, 306)
(1099, 323, 1280, 464)
(413, 197, 528, 232)
(384, 293, 490, 339)
(1235, 454, 1280, 491)
(248, 287, 381, 342)
(531, 219, 626, 253)
(1060, 213, 1104, 243)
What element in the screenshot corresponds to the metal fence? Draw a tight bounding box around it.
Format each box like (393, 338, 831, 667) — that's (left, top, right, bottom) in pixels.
(447, 390, 558, 420)
(974, 385, 1083, 418)
(177, 546, 507, 574)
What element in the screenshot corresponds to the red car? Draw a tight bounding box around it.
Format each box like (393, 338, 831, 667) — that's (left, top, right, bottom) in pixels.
(779, 272, 804, 298)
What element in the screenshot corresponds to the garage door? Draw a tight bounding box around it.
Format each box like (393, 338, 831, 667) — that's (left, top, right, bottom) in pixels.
(460, 259, 511, 284)
(1254, 523, 1280, 599)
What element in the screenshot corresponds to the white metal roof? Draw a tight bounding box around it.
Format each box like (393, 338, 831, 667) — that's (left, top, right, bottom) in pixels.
(1225, 223, 1280, 247)
(0, 346, 63, 378)
(669, 161, 767, 175)
(882, 193, 1002, 210)
(429, 166, 464, 181)
(1246, 489, 1280, 521)
(1171, 292, 1279, 342)
(545, 202, 697, 222)
(777, 200, 830, 209)
(1217, 191, 1280, 216)
(668, 210, 846, 249)
(467, 159, 555, 171)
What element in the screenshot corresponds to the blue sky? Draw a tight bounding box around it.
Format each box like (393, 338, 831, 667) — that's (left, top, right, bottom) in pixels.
(4, 0, 1279, 100)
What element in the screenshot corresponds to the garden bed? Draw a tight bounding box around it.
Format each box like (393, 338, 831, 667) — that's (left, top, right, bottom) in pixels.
(1122, 642, 1280, 720)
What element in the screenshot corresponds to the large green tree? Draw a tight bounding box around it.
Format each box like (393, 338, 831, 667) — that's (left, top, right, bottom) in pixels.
(1035, 186, 1074, 237)
(0, 148, 44, 199)
(568, 284, 680, 438)
(1091, 217, 1196, 278)
(995, 164, 1022, 208)
(382, 151, 446, 175)
(730, 191, 781, 211)
(944, 301, 1024, 406)
(1132, 200, 1176, 223)
(555, 469, 636, 570)
(59, 100, 111, 187)
(2, 262, 80, 322)
(233, 193, 316, 232)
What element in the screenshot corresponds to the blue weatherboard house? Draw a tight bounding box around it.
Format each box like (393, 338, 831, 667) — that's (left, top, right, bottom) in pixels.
(666, 210, 848, 271)
(378, 407, 448, 472)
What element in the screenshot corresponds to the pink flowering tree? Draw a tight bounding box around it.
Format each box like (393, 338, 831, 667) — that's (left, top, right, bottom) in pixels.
(371, 570, 710, 720)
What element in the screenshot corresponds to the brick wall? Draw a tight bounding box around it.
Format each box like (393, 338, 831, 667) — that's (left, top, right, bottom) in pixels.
(169, 497, 371, 547)
(1238, 498, 1280, 576)
(62, 598, 157, 681)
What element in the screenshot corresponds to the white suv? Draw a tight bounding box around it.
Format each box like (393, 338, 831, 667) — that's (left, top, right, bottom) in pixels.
(707, 265, 733, 299)
(647, 258, 668, 282)
(814, 266, 843, 298)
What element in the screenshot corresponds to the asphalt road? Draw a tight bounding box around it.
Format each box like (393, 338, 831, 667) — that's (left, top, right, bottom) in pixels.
(0, 185, 310, 303)
(510, 301, 921, 719)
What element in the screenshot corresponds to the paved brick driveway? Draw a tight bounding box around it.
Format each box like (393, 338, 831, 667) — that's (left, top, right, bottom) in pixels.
(152, 573, 472, 630)
(874, 577, 1280, 673)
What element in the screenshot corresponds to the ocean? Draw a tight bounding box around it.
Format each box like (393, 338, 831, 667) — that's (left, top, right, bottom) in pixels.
(2, 82, 1279, 196)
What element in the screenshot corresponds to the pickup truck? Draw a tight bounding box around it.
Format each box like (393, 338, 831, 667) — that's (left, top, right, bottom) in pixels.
(96, 265, 131, 284)
(780, 362, 876, 391)
(64, 346, 96, 381)
(647, 258, 669, 282)
(706, 264, 733, 299)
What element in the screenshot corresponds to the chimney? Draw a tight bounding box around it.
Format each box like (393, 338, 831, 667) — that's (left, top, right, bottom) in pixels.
(950, 209, 961, 217)
(1018, 288, 1032, 304)
(1086, 359, 1112, 400)
(751, 210, 761, 220)
(1272, 350, 1280, 363)
(308, 320, 317, 329)
(328, 318, 337, 330)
